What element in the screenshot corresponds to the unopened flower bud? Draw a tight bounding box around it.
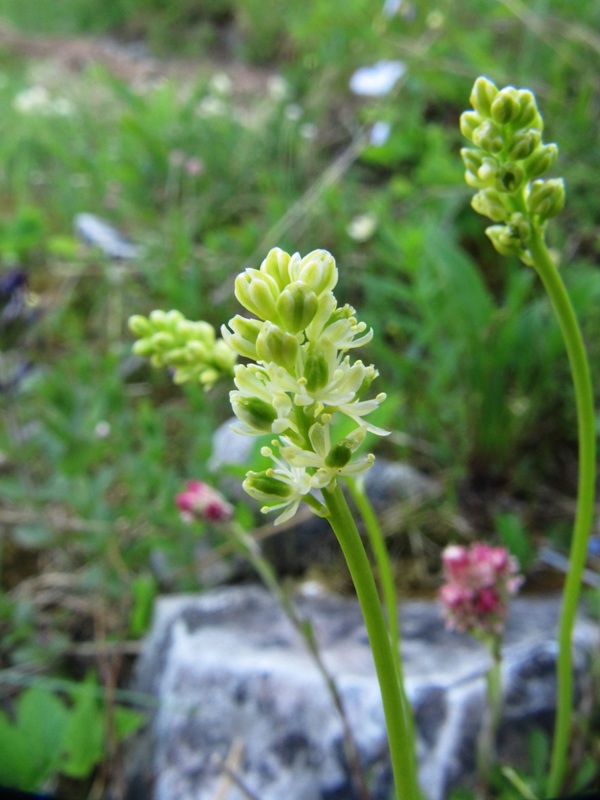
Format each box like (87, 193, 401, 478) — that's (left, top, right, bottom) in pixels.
(514, 90, 543, 130)
(221, 315, 262, 359)
(296, 250, 338, 296)
(256, 321, 300, 372)
(260, 247, 292, 290)
(523, 143, 558, 179)
(303, 348, 330, 392)
(528, 178, 565, 219)
(508, 129, 541, 161)
(485, 224, 523, 257)
(461, 147, 484, 174)
(490, 87, 521, 125)
(459, 110, 482, 142)
(469, 76, 498, 117)
(496, 162, 525, 193)
(176, 480, 233, 523)
(128, 315, 152, 337)
(325, 441, 353, 469)
(471, 188, 507, 223)
(243, 470, 292, 499)
(477, 157, 498, 184)
(276, 282, 319, 333)
(472, 120, 504, 154)
(232, 395, 278, 432)
(235, 269, 280, 321)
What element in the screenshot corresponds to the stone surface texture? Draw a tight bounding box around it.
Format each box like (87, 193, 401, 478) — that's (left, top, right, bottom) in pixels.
(125, 585, 598, 800)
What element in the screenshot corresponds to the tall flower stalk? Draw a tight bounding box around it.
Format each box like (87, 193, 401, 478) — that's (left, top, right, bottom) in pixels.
(130, 247, 422, 800)
(222, 247, 420, 800)
(460, 77, 596, 796)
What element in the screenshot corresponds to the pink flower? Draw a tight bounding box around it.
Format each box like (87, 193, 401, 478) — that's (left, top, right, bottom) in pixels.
(176, 480, 233, 523)
(439, 543, 523, 638)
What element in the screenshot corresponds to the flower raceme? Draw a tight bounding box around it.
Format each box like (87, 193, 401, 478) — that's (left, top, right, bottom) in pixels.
(129, 309, 236, 388)
(439, 543, 523, 639)
(222, 247, 388, 524)
(460, 76, 564, 264)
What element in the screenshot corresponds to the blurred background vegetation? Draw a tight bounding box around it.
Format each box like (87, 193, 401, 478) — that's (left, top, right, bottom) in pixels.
(0, 0, 599, 794)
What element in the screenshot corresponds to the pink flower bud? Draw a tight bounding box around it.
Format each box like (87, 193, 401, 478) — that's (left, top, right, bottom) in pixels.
(176, 480, 233, 523)
(439, 542, 523, 638)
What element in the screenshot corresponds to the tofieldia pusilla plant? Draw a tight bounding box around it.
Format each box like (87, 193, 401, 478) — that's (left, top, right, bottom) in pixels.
(130, 248, 421, 800)
(461, 76, 596, 797)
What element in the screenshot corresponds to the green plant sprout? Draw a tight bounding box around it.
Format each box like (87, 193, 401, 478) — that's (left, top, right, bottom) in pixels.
(461, 76, 596, 798)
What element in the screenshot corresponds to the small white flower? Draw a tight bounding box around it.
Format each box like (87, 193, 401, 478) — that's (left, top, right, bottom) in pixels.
(349, 61, 406, 97)
(268, 75, 289, 101)
(209, 72, 233, 95)
(370, 121, 391, 147)
(347, 213, 378, 242)
(284, 104, 302, 122)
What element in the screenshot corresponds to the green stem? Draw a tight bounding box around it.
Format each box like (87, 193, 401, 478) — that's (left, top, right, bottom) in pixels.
(345, 478, 401, 672)
(344, 476, 418, 769)
(477, 638, 502, 796)
(323, 483, 421, 800)
(527, 231, 596, 797)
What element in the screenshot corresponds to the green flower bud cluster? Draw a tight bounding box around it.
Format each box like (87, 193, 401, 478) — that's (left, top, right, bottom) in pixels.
(129, 309, 236, 388)
(223, 247, 388, 524)
(461, 76, 564, 263)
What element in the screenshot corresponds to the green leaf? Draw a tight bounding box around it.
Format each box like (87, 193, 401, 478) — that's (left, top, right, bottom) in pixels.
(60, 676, 105, 779)
(0, 687, 69, 791)
(0, 709, 35, 789)
(18, 686, 69, 782)
(114, 706, 145, 742)
(129, 574, 158, 638)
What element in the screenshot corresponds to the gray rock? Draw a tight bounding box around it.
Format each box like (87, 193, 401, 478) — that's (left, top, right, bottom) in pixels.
(125, 586, 597, 800)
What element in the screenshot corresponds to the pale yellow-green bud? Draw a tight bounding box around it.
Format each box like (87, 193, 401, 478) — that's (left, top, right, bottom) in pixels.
(128, 315, 152, 337)
(528, 179, 565, 219)
(460, 110, 482, 142)
(256, 321, 300, 372)
(471, 188, 507, 223)
(496, 162, 525, 193)
(490, 87, 521, 125)
(514, 90, 543, 130)
(485, 224, 523, 257)
(325, 441, 353, 469)
(461, 147, 484, 175)
(232, 395, 278, 432)
(276, 282, 319, 333)
(477, 157, 498, 184)
(508, 129, 541, 162)
(243, 470, 292, 500)
(356, 365, 379, 399)
(260, 247, 292, 290)
(222, 315, 262, 360)
(150, 331, 176, 351)
(296, 250, 338, 296)
(214, 339, 237, 372)
(469, 76, 498, 117)
(149, 309, 181, 330)
(304, 348, 330, 393)
(235, 269, 280, 321)
(132, 338, 155, 358)
(472, 120, 504, 154)
(523, 143, 558, 179)
(508, 213, 532, 246)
